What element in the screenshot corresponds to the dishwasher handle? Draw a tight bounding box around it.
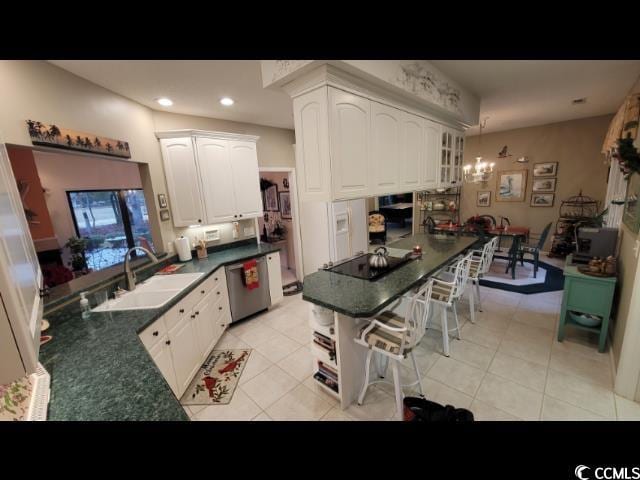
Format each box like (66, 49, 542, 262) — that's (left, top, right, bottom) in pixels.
(227, 256, 267, 271)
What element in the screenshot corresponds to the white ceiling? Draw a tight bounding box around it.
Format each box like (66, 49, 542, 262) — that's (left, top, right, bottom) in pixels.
(50, 60, 640, 135)
(430, 60, 640, 134)
(49, 60, 295, 129)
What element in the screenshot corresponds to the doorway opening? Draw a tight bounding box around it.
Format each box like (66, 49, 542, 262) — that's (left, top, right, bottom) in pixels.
(367, 192, 414, 247)
(257, 167, 303, 291)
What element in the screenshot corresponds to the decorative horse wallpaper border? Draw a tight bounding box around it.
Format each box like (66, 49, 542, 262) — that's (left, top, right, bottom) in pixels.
(26, 120, 131, 159)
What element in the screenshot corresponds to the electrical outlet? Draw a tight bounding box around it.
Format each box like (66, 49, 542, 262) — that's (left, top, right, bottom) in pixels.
(205, 229, 220, 242)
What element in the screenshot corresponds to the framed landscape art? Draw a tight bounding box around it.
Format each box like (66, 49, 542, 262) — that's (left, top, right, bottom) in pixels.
(531, 193, 555, 207)
(533, 162, 558, 177)
(496, 169, 527, 202)
(477, 191, 491, 207)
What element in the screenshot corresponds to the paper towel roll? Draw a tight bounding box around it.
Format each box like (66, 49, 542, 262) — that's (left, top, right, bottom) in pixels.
(174, 236, 192, 262)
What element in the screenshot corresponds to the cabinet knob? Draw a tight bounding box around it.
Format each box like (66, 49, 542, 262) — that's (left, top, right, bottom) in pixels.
(214, 277, 218, 281)
(165, 340, 171, 345)
(268, 256, 272, 260)
(191, 314, 196, 319)
(221, 324, 225, 328)
(152, 331, 159, 337)
(234, 215, 238, 218)
(195, 311, 199, 315)
(179, 308, 185, 313)
(201, 290, 205, 294)
(198, 219, 202, 223)
(239, 214, 243, 217)
(217, 291, 220, 295)
(218, 306, 223, 311)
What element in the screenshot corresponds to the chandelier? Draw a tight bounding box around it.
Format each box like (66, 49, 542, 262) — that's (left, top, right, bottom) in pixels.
(463, 117, 495, 184)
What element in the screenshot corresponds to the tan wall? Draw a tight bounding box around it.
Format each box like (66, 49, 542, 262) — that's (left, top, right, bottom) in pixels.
(461, 115, 612, 250)
(0, 60, 296, 254)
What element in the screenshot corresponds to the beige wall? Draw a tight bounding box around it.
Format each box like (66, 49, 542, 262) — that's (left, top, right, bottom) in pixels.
(0, 60, 296, 254)
(461, 115, 612, 250)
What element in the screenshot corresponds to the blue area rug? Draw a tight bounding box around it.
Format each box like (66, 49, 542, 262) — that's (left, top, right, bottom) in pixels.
(479, 256, 564, 294)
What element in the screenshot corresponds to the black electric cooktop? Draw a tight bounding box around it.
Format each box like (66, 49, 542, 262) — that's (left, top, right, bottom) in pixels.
(328, 253, 413, 280)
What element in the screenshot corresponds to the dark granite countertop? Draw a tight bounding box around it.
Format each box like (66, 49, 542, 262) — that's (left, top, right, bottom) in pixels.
(39, 240, 280, 421)
(302, 234, 478, 317)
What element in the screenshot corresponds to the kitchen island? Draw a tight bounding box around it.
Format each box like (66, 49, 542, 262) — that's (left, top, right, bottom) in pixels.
(302, 233, 478, 411)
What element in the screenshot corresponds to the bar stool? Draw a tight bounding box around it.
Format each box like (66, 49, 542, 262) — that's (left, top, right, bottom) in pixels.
(467, 236, 499, 315)
(427, 252, 473, 357)
(354, 279, 434, 420)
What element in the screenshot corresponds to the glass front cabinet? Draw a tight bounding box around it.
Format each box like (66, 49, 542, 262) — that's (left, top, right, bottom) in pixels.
(440, 128, 464, 187)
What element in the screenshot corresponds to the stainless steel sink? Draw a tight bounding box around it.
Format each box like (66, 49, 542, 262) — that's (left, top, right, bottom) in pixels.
(92, 272, 204, 312)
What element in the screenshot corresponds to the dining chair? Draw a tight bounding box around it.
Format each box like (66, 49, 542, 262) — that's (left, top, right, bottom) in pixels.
(518, 222, 552, 278)
(427, 252, 473, 357)
(465, 236, 499, 316)
(354, 279, 434, 420)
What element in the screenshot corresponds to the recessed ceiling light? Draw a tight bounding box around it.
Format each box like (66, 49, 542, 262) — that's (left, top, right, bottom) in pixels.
(156, 97, 173, 107)
(572, 97, 587, 105)
(220, 97, 234, 106)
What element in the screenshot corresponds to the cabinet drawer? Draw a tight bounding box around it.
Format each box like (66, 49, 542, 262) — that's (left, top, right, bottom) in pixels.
(566, 279, 615, 315)
(139, 317, 167, 350)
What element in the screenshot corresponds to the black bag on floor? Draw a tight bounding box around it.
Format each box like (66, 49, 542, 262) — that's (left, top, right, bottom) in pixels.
(403, 396, 474, 422)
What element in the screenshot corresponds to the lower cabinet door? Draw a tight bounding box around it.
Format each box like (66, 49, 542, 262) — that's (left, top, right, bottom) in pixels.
(168, 314, 202, 397)
(149, 336, 179, 396)
(193, 292, 217, 362)
(266, 252, 284, 305)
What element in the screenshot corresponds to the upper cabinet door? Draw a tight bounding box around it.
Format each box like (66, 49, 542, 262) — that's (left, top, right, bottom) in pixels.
(371, 101, 402, 194)
(400, 112, 424, 190)
(423, 119, 440, 189)
(160, 137, 204, 227)
(293, 87, 331, 202)
(452, 130, 465, 185)
(329, 88, 370, 200)
(195, 137, 236, 224)
(439, 128, 453, 187)
(229, 141, 262, 219)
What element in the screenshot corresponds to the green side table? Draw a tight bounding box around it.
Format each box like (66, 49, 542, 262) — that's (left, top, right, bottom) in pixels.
(558, 255, 617, 353)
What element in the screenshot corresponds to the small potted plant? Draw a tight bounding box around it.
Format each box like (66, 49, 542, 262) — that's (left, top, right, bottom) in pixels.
(65, 236, 89, 276)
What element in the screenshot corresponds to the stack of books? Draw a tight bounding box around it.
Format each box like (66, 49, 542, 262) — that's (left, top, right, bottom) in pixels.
(314, 362, 339, 393)
(312, 332, 336, 361)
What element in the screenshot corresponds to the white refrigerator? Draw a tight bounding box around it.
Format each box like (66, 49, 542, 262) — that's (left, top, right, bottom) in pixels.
(299, 198, 368, 276)
(0, 142, 44, 385)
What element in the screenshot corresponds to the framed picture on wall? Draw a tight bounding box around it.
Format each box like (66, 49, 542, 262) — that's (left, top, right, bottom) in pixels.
(477, 191, 491, 207)
(279, 191, 292, 218)
(533, 162, 558, 177)
(531, 193, 555, 207)
(532, 178, 556, 192)
(496, 169, 527, 202)
(263, 184, 279, 211)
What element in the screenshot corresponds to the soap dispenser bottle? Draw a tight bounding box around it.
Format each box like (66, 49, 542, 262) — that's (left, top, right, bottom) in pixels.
(80, 291, 91, 319)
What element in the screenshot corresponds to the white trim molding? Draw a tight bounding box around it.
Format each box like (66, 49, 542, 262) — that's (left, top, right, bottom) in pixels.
(155, 129, 260, 143)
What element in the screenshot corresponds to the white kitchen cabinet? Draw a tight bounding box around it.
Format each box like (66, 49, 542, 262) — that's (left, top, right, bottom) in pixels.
(293, 87, 332, 202)
(439, 127, 465, 187)
(196, 137, 237, 224)
(371, 101, 402, 194)
(329, 88, 371, 199)
(159, 137, 205, 227)
(266, 252, 283, 305)
(149, 335, 179, 396)
(192, 291, 217, 363)
(452, 130, 465, 185)
(423, 119, 440, 189)
(401, 112, 424, 191)
(157, 131, 262, 227)
(229, 141, 262, 219)
(168, 313, 202, 395)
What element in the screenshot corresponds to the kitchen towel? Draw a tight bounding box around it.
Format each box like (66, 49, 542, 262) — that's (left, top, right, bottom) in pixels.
(242, 259, 259, 290)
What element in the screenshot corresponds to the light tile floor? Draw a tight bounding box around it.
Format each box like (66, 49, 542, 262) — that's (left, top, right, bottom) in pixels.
(184, 269, 639, 421)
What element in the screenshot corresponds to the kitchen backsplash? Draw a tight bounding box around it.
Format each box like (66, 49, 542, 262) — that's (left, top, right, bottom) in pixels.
(171, 219, 257, 253)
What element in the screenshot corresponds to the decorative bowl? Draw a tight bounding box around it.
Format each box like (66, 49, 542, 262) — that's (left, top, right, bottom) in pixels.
(569, 311, 602, 328)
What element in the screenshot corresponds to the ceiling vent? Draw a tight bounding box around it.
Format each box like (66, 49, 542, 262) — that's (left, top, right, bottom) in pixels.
(572, 97, 587, 105)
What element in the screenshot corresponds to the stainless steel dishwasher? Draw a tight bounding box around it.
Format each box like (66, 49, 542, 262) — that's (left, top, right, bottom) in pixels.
(225, 256, 271, 323)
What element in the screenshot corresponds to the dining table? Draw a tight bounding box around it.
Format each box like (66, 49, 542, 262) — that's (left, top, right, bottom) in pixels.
(487, 226, 530, 279)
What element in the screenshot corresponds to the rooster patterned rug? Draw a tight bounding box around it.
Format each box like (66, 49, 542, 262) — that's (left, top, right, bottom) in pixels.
(180, 349, 251, 406)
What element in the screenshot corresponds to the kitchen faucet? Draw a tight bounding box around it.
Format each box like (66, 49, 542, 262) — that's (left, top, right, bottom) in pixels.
(123, 246, 159, 291)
